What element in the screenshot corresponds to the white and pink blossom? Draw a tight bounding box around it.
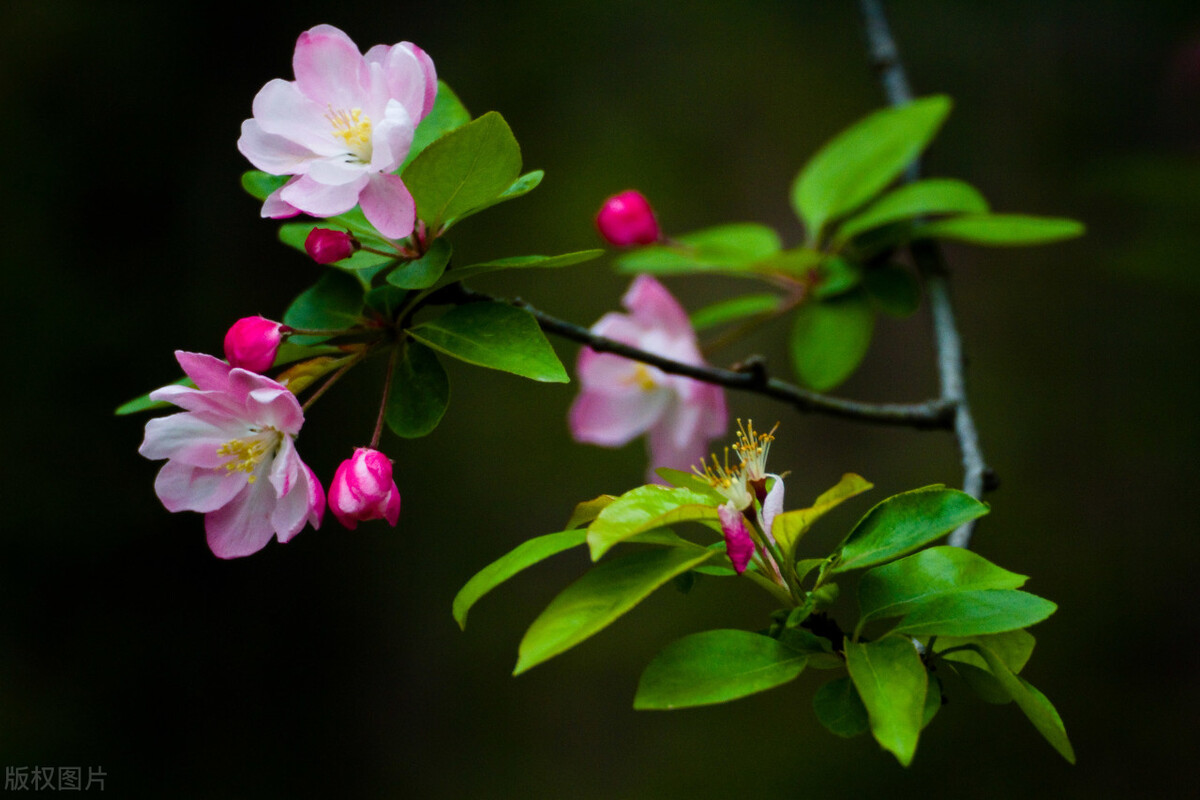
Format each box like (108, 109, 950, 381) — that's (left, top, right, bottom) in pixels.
(569, 275, 727, 481)
(139, 351, 325, 558)
(237, 24, 437, 239)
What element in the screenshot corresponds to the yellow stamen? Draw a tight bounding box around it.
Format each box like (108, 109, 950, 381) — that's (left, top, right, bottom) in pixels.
(216, 433, 276, 483)
(629, 364, 658, 391)
(326, 106, 372, 155)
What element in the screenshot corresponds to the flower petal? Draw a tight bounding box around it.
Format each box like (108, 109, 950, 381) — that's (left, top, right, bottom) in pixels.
(140, 413, 240, 467)
(569, 386, 669, 447)
(624, 275, 694, 341)
(280, 173, 368, 217)
(293, 25, 369, 110)
(718, 502, 756, 574)
(204, 480, 279, 559)
(154, 460, 246, 514)
(237, 117, 318, 175)
(359, 173, 415, 239)
(759, 475, 785, 543)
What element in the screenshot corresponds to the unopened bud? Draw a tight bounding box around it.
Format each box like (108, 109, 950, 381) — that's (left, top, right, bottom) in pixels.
(596, 190, 661, 246)
(329, 448, 401, 530)
(304, 228, 360, 264)
(223, 316, 286, 373)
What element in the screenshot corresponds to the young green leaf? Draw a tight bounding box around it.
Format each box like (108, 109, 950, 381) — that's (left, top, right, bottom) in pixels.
(792, 95, 952, 240)
(384, 340, 450, 438)
(387, 238, 453, 289)
(863, 265, 921, 318)
(969, 644, 1075, 763)
(422, 250, 604, 298)
(240, 170, 288, 201)
(833, 178, 989, 243)
(789, 289, 875, 391)
(283, 270, 365, 343)
(831, 487, 989, 574)
(453, 529, 587, 630)
(813, 677, 871, 738)
(652, 469, 726, 502)
(811, 257, 863, 299)
(402, 111, 522, 231)
(565, 495, 618, 530)
(888, 590, 1057, 638)
(772, 473, 874, 562)
(115, 378, 194, 416)
(857, 546, 1028, 627)
(586, 484, 721, 560)
(399, 80, 472, 174)
(616, 223, 782, 274)
(844, 636, 928, 766)
(935, 629, 1036, 675)
(633, 629, 809, 709)
(455, 170, 545, 218)
(689, 293, 782, 331)
(514, 546, 714, 675)
(912, 214, 1085, 246)
(408, 302, 568, 383)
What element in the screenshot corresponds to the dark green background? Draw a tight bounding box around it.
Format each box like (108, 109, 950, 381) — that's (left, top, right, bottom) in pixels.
(2, 0, 1196, 796)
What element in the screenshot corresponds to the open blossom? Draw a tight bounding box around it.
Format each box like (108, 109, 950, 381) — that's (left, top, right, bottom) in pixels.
(237, 24, 437, 239)
(328, 448, 401, 530)
(139, 351, 324, 558)
(569, 275, 726, 481)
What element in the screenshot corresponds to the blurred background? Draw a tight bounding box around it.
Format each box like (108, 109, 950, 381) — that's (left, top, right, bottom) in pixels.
(2, 0, 1196, 796)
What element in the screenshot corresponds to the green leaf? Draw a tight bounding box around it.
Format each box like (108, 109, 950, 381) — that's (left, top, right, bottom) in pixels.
(811, 256, 863, 299)
(365, 285, 409, 320)
(402, 111, 522, 231)
(385, 340, 450, 438)
(936, 629, 1036, 675)
(586, 484, 721, 560)
(240, 170, 287, 201)
(115, 377, 194, 415)
(278, 222, 396, 271)
(792, 95, 952, 240)
(912, 214, 1085, 246)
(833, 178, 989, 243)
(813, 677, 871, 738)
(387, 238, 453, 289)
(923, 676, 943, 728)
(408, 301, 567, 383)
(831, 487, 989, 574)
(399, 80, 472, 174)
(789, 289, 875, 391)
(857, 546, 1028, 627)
(565, 495, 618, 530)
(970, 644, 1075, 763)
(616, 223, 781, 274)
(844, 636, 928, 767)
(458, 170, 545, 218)
(888, 590, 1057, 638)
(689, 293, 782, 331)
(421, 250, 603, 300)
(634, 629, 808, 709)
(863, 265, 921, 318)
(452, 529, 587, 630)
(283, 270, 365, 342)
(653, 469, 726, 502)
(772, 473, 873, 562)
(514, 546, 714, 675)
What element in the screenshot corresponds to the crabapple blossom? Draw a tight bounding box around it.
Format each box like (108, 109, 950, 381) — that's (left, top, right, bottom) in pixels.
(139, 351, 324, 558)
(237, 24, 437, 239)
(304, 228, 359, 264)
(223, 316, 286, 373)
(596, 190, 661, 246)
(569, 275, 726, 481)
(328, 448, 401, 530)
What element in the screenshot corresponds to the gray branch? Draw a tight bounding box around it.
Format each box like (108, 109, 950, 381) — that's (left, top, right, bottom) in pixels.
(859, 0, 992, 548)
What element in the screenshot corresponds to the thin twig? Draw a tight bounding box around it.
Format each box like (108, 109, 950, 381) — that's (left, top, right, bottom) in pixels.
(446, 284, 954, 429)
(858, 0, 991, 548)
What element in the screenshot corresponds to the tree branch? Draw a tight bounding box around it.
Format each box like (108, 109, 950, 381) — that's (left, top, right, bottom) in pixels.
(858, 0, 991, 548)
(445, 284, 953, 429)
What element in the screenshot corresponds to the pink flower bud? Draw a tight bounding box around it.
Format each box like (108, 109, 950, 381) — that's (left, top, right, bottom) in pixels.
(718, 502, 756, 575)
(304, 228, 360, 264)
(223, 316, 285, 374)
(596, 190, 661, 246)
(329, 448, 401, 530)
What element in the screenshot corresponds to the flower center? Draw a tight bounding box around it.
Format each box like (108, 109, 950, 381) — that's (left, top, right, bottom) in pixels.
(628, 364, 658, 392)
(216, 428, 280, 483)
(732, 419, 778, 482)
(693, 447, 753, 509)
(326, 107, 373, 161)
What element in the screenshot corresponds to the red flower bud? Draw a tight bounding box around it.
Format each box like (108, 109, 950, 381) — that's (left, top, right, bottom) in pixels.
(596, 190, 661, 246)
(329, 448, 401, 530)
(304, 228, 360, 264)
(223, 316, 286, 374)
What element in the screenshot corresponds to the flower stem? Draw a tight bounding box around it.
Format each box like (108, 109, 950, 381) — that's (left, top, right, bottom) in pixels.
(369, 341, 402, 448)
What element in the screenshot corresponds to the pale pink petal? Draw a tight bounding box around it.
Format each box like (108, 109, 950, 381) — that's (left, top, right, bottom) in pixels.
(308, 156, 370, 186)
(366, 102, 415, 173)
(267, 435, 301, 500)
(293, 25, 370, 109)
(384, 482, 401, 526)
(139, 414, 241, 467)
(249, 78, 345, 157)
(304, 464, 325, 530)
(237, 117, 319, 175)
(624, 275, 694, 340)
(409, 44, 438, 120)
(174, 351, 232, 392)
(569, 387, 669, 447)
(262, 184, 302, 218)
(148, 385, 245, 419)
(243, 384, 305, 435)
(369, 43, 434, 123)
(205, 481, 278, 559)
(575, 349, 663, 393)
(154, 460, 246, 514)
(647, 405, 711, 479)
(359, 173, 415, 239)
(280, 173, 368, 217)
(760, 476, 785, 544)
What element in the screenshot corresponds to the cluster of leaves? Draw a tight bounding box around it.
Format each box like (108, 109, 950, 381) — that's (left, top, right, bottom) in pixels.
(121, 82, 602, 428)
(618, 96, 1084, 390)
(454, 472, 1073, 766)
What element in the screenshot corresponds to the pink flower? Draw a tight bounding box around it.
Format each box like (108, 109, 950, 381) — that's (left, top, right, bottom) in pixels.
(223, 316, 286, 373)
(328, 448, 401, 529)
(569, 275, 727, 481)
(139, 351, 325, 558)
(717, 502, 756, 574)
(304, 227, 360, 264)
(237, 24, 437, 239)
(596, 190, 661, 246)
